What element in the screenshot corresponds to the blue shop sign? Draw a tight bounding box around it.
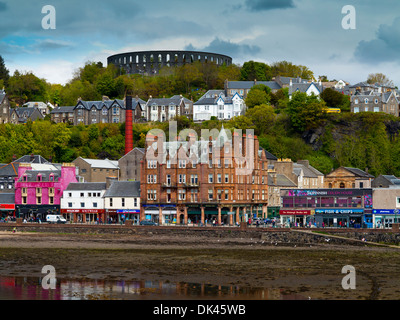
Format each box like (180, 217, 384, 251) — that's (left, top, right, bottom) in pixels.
(372, 209, 399, 215)
(315, 209, 364, 214)
(117, 209, 140, 214)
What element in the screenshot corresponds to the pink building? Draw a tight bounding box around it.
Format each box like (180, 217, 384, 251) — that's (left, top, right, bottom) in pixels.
(15, 163, 77, 220)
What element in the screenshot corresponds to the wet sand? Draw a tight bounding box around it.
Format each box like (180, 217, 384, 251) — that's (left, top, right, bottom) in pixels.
(0, 231, 399, 300)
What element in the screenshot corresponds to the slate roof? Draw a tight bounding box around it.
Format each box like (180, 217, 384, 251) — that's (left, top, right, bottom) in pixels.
(289, 82, 324, 95)
(104, 181, 140, 197)
(17, 170, 61, 182)
(51, 106, 75, 114)
(293, 163, 323, 178)
(380, 175, 400, 185)
(0, 193, 15, 204)
(262, 149, 278, 161)
(75, 99, 125, 110)
(226, 81, 282, 91)
(268, 174, 297, 187)
(78, 158, 119, 169)
(66, 182, 107, 191)
(344, 167, 374, 178)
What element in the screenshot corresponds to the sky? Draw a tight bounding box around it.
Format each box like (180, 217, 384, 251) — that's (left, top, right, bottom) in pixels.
(1, 0, 400, 86)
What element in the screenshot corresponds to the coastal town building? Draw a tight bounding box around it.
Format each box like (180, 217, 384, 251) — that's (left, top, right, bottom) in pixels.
(0, 89, 10, 124)
(14, 163, 78, 220)
(145, 95, 193, 122)
(193, 90, 246, 121)
(118, 147, 145, 181)
(60, 182, 107, 223)
(104, 180, 141, 224)
(50, 106, 75, 123)
(72, 157, 119, 183)
(324, 167, 374, 189)
(9, 107, 44, 124)
(140, 128, 270, 225)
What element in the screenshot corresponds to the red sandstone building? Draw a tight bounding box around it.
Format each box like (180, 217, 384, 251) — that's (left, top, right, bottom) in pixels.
(140, 128, 270, 225)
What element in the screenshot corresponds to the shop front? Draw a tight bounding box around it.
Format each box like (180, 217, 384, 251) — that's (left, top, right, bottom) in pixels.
(16, 205, 59, 221)
(372, 209, 400, 229)
(0, 203, 15, 221)
(314, 209, 364, 228)
(279, 210, 312, 227)
(117, 209, 140, 224)
(60, 209, 105, 223)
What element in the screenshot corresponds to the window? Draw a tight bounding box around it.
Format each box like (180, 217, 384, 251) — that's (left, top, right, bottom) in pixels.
(190, 175, 198, 184)
(208, 189, 213, 200)
(36, 188, 42, 195)
(68, 193, 72, 197)
(225, 189, 229, 200)
(22, 197, 27, 204)
(225, 174, 229, 183)
(166, 160, 171, 168)
(178, 174, 186, 184)
(80, 192, 84, 197)
(134, 198, 137, 207)
(37, 197, 42, 204)
(166, 174, 171, 186)
(178, 189, 186, 200)
(208, 174, 213, 183)
(217, 174, 222, 183)
(110, 198, 113, 207)
(359, 182, 364, 188)
(179, 160, 186, 168)
(37, 175, 42, 182)
(49, 197, 54, 204)
(68, 202, 72, 208)
(80, 202, 85, 208)
(122, 198, 125, 207)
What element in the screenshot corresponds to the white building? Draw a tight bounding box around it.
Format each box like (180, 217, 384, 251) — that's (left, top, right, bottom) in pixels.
(193, 90, 246, 121)
(104, 181, 141, 224)
(60, 182, 107, 223)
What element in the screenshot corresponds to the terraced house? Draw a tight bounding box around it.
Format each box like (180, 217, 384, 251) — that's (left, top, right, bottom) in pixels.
(73, 97, 144, 125)
(140, 128, 270, 226)
(145, 95, 193, 122)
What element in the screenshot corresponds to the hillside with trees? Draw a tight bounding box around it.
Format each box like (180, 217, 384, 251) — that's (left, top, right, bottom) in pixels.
(1, 55, 400, 178)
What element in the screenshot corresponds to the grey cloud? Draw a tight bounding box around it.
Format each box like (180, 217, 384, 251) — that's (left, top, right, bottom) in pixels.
(245, 0, 295, 11)
(187, 38, 261, 58)
(354, 17, 400, 64)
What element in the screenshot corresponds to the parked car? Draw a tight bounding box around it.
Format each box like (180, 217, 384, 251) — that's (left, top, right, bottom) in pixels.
(139, 220, 158, 226)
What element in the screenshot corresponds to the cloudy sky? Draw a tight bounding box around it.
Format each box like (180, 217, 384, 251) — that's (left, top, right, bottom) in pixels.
(1, 0, 400, 86)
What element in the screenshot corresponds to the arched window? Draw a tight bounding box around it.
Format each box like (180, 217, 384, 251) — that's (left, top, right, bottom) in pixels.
(340, 182, 345, 188)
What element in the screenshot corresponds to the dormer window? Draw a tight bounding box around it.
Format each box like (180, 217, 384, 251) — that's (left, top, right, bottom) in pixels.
(37, 174, 42, 182)
(49, 174, 54, 182)
(364, 98, 369, 104)
(23, 175, 27, 182)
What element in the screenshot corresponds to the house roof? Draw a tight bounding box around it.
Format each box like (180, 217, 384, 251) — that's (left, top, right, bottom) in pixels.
(118, 147, 145, 162)
(343, 167, 374, 178)
(75, 99, 125, 111)
(0, 193, 15, 204)
(380, 175, 400, 185)
(66, 182, 107, 191)
(268, 174, 297, 187)
(104, 181, 140, 197)
(263, 149, 278, 161)
(289, 82, 324, 95)
(78, 158, 119, 169)
(17, 170, 61, 182)
(51, 106, 75, 114)
(293, 162, 323, 178)
(226, 81, 282, 91)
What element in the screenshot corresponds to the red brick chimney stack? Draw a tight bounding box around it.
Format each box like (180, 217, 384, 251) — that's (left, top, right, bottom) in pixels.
(125, 96, 133, 155)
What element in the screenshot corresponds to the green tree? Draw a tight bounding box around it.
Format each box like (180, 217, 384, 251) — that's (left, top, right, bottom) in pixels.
(245, 88, 270, 108)
(240, 61, 272, 81)
(245, 104, 276, 135)
(286, 92, 326, 132)
(0, 55, 9, 87)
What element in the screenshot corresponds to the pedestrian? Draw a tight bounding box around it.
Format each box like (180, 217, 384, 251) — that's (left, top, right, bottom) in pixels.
(12, 227, 16, 233)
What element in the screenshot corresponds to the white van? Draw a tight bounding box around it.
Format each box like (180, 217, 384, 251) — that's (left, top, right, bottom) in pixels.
(46, 214, 67, 224)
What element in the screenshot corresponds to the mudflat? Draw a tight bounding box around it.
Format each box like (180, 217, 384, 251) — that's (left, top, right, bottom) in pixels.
(0, 231, 399, 300)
